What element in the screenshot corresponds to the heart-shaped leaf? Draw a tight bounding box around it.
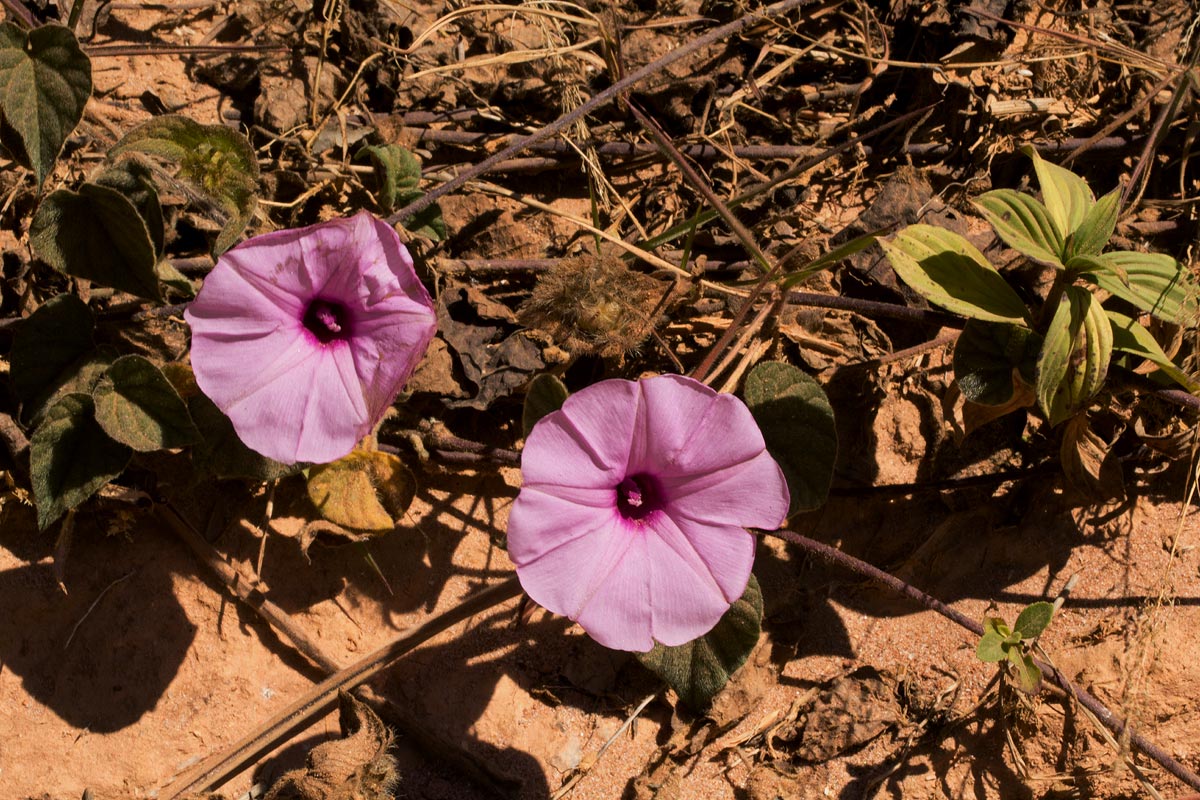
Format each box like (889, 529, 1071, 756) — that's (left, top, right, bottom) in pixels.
(1036, 286, 1112, 426)
(9, 294, 95, 405)
(522, 373, 569, 437)
(973, 189, 1064, 267)
(743, 361, 837, 514)
(30, 393, 131, 529)
(636, 574, 762, 710)
(355, 143, 422, 213)
(1013, 601, 1054, 639)
(307, 450, 416, 532)
(879, 225, 1030, 324)
(92, 157, 165, 257)
(109, 115, 259, 253)
(0, 23, 91, 184)
(93, 355, 201, 451)
(953, 320, 1042, 406)
(30, 182, 161, 300)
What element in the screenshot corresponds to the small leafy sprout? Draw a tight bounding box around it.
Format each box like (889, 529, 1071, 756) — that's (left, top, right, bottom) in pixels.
(976, 601, 1055, 693)
(882, 148, 1198, 433)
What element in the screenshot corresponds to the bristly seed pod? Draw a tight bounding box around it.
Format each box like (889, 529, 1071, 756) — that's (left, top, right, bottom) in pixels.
(518, 254, 673, 360)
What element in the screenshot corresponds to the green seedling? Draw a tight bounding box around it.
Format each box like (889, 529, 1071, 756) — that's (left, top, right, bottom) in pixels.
(976, 601, 1055, 693)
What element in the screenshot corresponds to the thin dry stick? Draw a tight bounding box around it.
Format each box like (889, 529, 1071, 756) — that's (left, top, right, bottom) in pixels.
(162, 578, 523, 798)
(769, 527, 1200, 793)
(386, 0, 813, 226)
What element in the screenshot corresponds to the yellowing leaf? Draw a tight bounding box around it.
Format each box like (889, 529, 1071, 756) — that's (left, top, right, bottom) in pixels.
(307, 450, 416, 532)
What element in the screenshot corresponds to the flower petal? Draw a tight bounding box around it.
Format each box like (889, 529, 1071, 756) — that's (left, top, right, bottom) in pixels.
(625, 375, 779, 488)
(507, 485, 617, 566)
(663, 450, 789, 529)
(655, 512, 755, 604)
(521, 379, 640, 489)
(645, 515, 740, 646)
(574, 531, 653, 652)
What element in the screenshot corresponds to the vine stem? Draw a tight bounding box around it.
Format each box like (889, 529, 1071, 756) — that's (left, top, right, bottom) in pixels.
(386, 0, 812, 225)
(768, 527, 1200, 792)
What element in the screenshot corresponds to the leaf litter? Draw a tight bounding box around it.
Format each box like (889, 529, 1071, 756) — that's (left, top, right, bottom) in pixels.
(1, 0, 1199, 799)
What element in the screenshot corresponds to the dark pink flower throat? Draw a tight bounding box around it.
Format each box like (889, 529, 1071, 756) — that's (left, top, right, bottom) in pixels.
(302, 298, 352, 344)
(617, 473, 663, 521)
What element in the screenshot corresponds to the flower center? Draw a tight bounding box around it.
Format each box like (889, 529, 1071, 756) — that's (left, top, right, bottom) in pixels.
(302, 298, 352, 344)
(616, 473, 663, 522)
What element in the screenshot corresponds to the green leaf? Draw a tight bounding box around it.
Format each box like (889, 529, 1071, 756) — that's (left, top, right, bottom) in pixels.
(109, 115, 259, 253)
(522, 373, 569, 437)
(953, 320, 1042, 406)
(1008, 648, 1043, 693)
(1022, 145, 1093, 236)
(1107, 311, 1198, 392)
(92, 158, 165, 257)
(743, 361, 837, 514)
(189, 393, 300, 482)
(976, 630, 1008, 662)
(1013, 601, 1054, 639)
(779, 228, 882, 288)
(307, 450, 416, 532)
(1064, 187, 1120, 261)
(1074, 251, 1197, 324)
(636, 574, 762, 710)
(1036, 286, 1112, 426)
(9, 294, 94, 405)
(30, 393, 130, 529)
(0, 23, 91, 185)
(30, 182, 161, 300)
(879, 225, 1030, 324)
(973, 189, 1064, 267)
(93, 355, 200, 451)
(402, 198, 447, 243)
(355, 143, 421, 213)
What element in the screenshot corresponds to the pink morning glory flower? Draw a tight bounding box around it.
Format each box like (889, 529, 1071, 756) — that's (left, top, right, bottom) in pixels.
(508, 374, 790, 652)
(184, 211, 437, 464)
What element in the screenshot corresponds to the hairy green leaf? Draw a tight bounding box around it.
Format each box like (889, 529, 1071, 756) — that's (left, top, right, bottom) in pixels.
(976, 630, 1008, 662)
(522, 373, 569, 437)
(93, 355, 200, 451)
(1064, 187, 1120, 261)
(10, 294, 94, 405)
(880, 225, 1030, 324)
(307, 450, 416, 532)
(30, 393, 130, 529)
(1013, 601, 1054, 639)
(92, 158, 165, 257)
(1107, 311, 1198, 392)
(636, 575, 762, 709)
(30, 182, 161, 300)
(1022, 145, 1093, 236)
(1074, 251, 1197, 324)
(0, 23, 91, 184)
(743, 361, 837, 514)
(1037, 286, 1112, 426)
(973, 189, 1063, 267)
(355, 143, 421, 212)
(109, 115, 259, 253)
(953, 320, 1042, 406)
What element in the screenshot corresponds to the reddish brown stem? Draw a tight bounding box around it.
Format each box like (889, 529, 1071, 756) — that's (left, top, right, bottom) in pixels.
(769, 528, 1200, 793)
